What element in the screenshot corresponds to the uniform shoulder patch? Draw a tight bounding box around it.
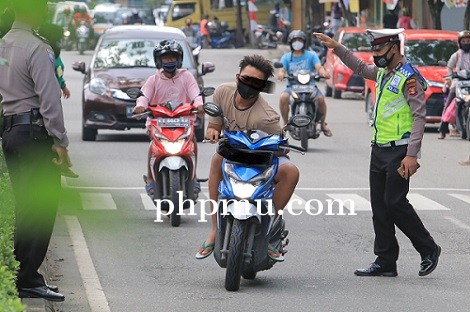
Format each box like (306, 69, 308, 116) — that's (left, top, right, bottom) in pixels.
(398, 63, 414, 79)
(46, 48, 55, 64)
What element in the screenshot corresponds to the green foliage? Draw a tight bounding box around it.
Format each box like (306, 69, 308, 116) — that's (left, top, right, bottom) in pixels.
(0, 151, 25, 312)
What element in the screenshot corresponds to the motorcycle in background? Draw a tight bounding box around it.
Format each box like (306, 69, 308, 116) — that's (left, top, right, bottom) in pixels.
(62, 26, 74, 51)
(254, 24, 283, 49)
(450, 69, 470, 140)
(203, 101, 311, 291)
(76, 21, 90, 55)
(274, 62, 324, 151)
(307, 23, 333, 65)
(126, 87, 215, 227)
(208, 20, 235, 49)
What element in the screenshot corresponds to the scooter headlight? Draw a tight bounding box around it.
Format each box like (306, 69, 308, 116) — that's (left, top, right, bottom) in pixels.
(64, 30, 71, 37)
(161, 139, 185, 155)
(297, 73, 311, 85)
(224, 163, 273, 199)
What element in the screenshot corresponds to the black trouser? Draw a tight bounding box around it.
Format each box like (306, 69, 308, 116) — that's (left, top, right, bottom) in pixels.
(369, 144, 436, 268)
(1, 125, 60, 288)
(439, 90, 456, 134)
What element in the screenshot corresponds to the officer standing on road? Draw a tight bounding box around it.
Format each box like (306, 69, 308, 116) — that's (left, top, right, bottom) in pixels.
(314, 28, 441, 277)
(0, 0, 73, 301)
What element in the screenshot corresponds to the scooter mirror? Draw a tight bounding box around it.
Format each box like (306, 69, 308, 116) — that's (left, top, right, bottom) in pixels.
(201, 87, 215, 97)
(203, 102, 223, 117)
(126, 88, 143, 99)
(273, 61, 283, 69)
(289, 114, 312, 128)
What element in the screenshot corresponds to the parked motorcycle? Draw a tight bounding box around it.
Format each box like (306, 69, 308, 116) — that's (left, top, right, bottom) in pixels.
(208, 21, 235, 49)
(76, 21, 90, 55)
(274, 62, 324, 151)
(203, 102, 310, 291)
(126, 87, 215, 226)
(254, 24, 283, 49)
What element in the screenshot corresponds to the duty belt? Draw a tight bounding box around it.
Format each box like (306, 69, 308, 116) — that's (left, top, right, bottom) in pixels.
(3, 113, 31, 129)
(372, 138, 409, 148)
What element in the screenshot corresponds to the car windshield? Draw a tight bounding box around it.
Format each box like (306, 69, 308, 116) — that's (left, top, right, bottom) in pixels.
(341, 33, 371, 52)
(93, 38, 193, 69)
(405, 39, 458, 66)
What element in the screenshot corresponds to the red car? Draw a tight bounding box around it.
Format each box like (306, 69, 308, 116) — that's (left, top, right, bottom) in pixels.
(364, 30, 458, 125)
(324, 27, 373, 99)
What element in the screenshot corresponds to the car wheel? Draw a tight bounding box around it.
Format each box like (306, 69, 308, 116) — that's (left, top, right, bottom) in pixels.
(195, 116, 205, 142)
(325, 84, 332, 97)
(82, 126, 97, 141)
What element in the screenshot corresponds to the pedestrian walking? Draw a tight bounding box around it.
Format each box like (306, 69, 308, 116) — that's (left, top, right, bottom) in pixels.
(0, 0, 75, 301)
(315, 28, 441, 277)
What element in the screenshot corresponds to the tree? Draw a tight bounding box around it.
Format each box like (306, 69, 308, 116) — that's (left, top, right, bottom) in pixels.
(427, 0, 445, 29)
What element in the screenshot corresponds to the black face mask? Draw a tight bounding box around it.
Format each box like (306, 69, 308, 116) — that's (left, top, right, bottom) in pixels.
(237, 80, 260, 99)
(162, 61, 177, 73)
(373, 44, 395, 68)
(461, 43, 470, 53)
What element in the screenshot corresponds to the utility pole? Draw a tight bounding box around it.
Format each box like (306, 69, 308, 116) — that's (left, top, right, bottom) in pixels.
(235, 0, 244, 48)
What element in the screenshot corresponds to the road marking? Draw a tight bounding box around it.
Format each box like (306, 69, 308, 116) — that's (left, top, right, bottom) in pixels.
(80, 193, 117, 210)
(326, 193, 371, 211)
(140, 193, 156, 210)
(444, 216, 470, 230)
(408, 193, 450, 210)
(64, 216, 111, 312)
(449, 193, 470, 205)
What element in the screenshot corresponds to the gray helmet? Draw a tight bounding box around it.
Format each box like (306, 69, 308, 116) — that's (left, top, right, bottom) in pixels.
(288, 30, 307, 50)
(153, 40, 183, 69)
(458, 30, 470, 48)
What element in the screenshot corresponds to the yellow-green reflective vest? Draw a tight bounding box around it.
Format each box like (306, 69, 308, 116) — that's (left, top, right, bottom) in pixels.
(373, 63, 426, 144)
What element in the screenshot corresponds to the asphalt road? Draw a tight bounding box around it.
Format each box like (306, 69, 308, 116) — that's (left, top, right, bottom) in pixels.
(46, 47, 470, 312)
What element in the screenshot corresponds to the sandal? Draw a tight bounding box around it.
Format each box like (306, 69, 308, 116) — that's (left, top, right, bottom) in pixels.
(195, 241, 215, 260)
(268, 244, 285, 262)
(437, 133, 446, 140)
(321, 124, 333, 137)
(143, 175, 156, 197)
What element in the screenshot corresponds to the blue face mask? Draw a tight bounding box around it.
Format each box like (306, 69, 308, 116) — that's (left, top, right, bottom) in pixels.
(162, 61, 177, 73)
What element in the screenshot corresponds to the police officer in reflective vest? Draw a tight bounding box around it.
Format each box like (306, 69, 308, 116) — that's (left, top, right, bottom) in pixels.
(0, 0, 73, 301)
(314, 28, 441, 277)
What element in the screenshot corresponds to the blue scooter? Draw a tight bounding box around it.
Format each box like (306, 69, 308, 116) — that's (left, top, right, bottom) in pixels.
(203, 102, 310, 291)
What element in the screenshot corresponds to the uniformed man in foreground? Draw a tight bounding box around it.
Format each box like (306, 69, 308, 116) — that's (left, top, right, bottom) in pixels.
(314, 28, 441, 277)
(0, 0, 73, 301)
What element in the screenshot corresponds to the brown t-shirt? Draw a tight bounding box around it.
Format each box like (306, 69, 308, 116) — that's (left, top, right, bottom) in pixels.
(208, 83, 281, 134)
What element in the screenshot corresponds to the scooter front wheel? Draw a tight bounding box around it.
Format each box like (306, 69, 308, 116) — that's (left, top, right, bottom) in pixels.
(225, 219, 246, 291)
(169, 170, 181, 227)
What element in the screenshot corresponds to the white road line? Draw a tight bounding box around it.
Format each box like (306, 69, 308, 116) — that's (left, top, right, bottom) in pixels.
(80, 193, 117, 210)
(64, 216, 111, 312)
(444, 216, 470, 230)
(326, 193, 371, 211)
(140, 193, 156, 210)
(62, 184, 470, 192)
(408, 193, 450, 211)
(449, 193, 470, 205)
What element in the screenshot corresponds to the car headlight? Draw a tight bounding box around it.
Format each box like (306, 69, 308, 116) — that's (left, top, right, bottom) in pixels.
(161, 139, 184, 155)
(297, 73, 311, 85)
(89, 78, 108, 96)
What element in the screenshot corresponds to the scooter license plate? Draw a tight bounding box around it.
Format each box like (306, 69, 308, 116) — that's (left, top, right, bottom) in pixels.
(157, 117, 190, 128)
(292, 85, 317, 93)
(125, 106, 134, 118)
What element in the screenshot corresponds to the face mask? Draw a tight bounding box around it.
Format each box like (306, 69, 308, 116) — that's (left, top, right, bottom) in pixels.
(162, 61, 177, 73)
(373, 44, 395, 68)
(237, 80, 260, 99)
(292, 41, 304, 51)
(461, 43, 470, 52)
